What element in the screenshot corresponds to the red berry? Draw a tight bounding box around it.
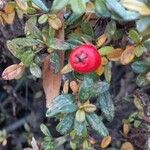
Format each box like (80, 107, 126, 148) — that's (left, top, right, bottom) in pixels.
(69, 44, 102, 73)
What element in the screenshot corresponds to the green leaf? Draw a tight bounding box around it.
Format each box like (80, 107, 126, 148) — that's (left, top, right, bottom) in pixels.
(40, 124, 52, 137)
(86, 113, 109, 137)
(11, 37, 40, 47)
(131, 61, 150, 73)
(99, 46, 114, 55)
(135, 45, 145, 57)
(105, 20, 116, 39)
(46, 94, 77, 117)
(75, 109, 85, 123)
(74, 120, 87, 137)
(136, 16, 150, 33)
(98, 91, 115, 122)
(95, 0, 110, 17)
(46, 38, 71, 50)
(25, 17, 42, 39)
(104, 63, 112, 82)
(92, 81, 110, 97)
(49, 52, 60, 73)
(69, 0, 86, 15)
(66, 13, 82, 25)
(56, 113, 74, 135)
(30, 63, 41, 78)
(51, 0, 69, 12)
(81, 22, 94, 37)
(21, 50, 34, 66)
(129, 29, 141, 44)
(79, 76, 94, 103)
(136, 74, 150, 87)
(32, 0, 49, 12)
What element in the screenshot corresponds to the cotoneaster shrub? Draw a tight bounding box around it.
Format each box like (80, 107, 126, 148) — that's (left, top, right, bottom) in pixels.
(0, 0, 150, 149)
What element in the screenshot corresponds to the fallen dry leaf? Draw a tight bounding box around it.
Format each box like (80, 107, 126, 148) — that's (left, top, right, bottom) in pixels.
(88, 137, 96, 145)
(107, 48, 123, 61)
(121, 142, 134, 150)
(120, 46, 136, 65)
(70, 80, 79, 94)
(2, 63, 25, 80)
(63, 80, 69, 94)
(146, 72, 150, 81)
(96, 34, 107, 48)
(123, 123, 130, 135)
(43, 12, 64, 108)
(100, 136, 112, 148)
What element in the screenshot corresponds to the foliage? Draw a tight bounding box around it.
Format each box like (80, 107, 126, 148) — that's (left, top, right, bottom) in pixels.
(1, 0, 150, 149)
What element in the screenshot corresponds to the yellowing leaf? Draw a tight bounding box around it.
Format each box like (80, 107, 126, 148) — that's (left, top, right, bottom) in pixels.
(48, 15, 62, 30)
(100, 136, 112, 148)
(4, 3, 15, 14)
(61, 63, 73, 74)
(63, 80, 69, 94)
(82, 103, 96, 113)
(121, 142, 134, 150)
(120, 46, 136, 65)
(75, 109, 85, 123)
(122, 0, 150, 16)
(86, 1, 95, 12)
(2, 63, 25, 80)
(95, 65, 104, 76)
(96, 34, 107, 47)
(102, 57, 108, 65)
(15, 0, 28, 11)
(123, 123, 130, 136)
(70, 80, 79, 94)
(133, 95, 143, 111)
(107, 48, 123, 61)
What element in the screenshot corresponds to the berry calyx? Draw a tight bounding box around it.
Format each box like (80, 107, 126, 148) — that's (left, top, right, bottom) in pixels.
(69, 44, 102, 73)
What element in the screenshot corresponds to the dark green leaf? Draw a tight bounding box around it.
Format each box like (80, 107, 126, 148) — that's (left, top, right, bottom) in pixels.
(69, 0, 86, 15)
(98, 91, 114, 122)
(40, 124, 52, 137)
(46, 38, 71, 50)
(81, 22, 94, 37)
(131, 61, 150, 73)
(86, 113, 109, 137)
(95, 0, 110, 17)
(56, 114, 74, 135)
(49, 52, 60, 73)
(136, 74, 150, 87)
(30, 63, 41, 78)
(32, 0, 49, 12)
(74, 120, 87, 137)
(129, 29, 141, 44)
(51, 0, 69, 12)
(92, 81, 110, 97)
(46, 94, 77, 117)
(79, 76, 94, 103)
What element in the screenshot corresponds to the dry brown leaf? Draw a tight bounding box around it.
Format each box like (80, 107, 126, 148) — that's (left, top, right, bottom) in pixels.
(100, 136, 112, 148)
(70, 80, 79, 94)
(63, 80, 69, 94)
(1, 11, 15, 24)
(23, 148, 33, 150)
(61, 63, 73, 74)
(123, 123, 130, 135)
(107, 48, 123, 61)
(2, 63, 25, 80)
(95, 65, 104, 76)
(43, 12, 64, 108)
(88, 137, 96, 145)
(4, 3, 15, 14)
(96, 34, 107, 47)
(146, 72, 150, 81)
(31, 137, 39, 150)
(120, 46, 136, 65)
(121, 142, 134, 150)
(102, 57, 109, 65)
